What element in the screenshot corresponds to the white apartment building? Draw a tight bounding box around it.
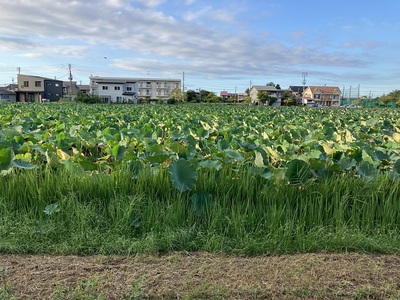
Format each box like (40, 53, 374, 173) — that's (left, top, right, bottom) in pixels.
(89, 76, 181, 103)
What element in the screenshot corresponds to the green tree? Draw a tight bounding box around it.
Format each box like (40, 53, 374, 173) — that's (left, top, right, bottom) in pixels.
(204, 92, 218, 103)
(244, 95, 251, 104)
(381, 89, 400, 107)
(169, 88, 186, 102)
(75, 91, 102, 104)
(257, 90, 272, 105)
(283, 91, 295, 106)
(186, 90, 198, 102)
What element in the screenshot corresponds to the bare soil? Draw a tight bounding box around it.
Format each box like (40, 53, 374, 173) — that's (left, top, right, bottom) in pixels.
(1, 252, 400, 299)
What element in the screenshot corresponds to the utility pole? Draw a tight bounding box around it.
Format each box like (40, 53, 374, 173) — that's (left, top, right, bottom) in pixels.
(302, 72, 307, 105)
(234, 86, 237, 103)
(182, 71, 185, 93)
(68, 64, 73, 101)
(198, 87, 201, 102)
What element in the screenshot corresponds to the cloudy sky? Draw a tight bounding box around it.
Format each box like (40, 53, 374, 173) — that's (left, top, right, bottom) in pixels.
(0, 0, 399, 97)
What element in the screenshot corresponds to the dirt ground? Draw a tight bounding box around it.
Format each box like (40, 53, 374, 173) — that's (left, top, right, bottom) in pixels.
(1, 252, 400, 299)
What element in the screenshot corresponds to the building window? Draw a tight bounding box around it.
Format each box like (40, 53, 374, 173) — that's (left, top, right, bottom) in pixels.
(116, 96, 122, 102)
(23, 81, 29, 87)
(35, 81, 41, 87)
(114, 86, 120, 90)
(102, 86, 108, 90)
(146, 90, 150, 96)
(101, 96, 110, 103)
(127, 87, 132, 91)
(55, 83, 60, 87)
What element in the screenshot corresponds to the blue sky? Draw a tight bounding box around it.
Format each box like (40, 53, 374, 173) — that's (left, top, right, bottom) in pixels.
(0, 0, 399, 97)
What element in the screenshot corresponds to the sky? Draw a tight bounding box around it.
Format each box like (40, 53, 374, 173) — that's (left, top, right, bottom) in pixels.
(0, 0, 399, 97)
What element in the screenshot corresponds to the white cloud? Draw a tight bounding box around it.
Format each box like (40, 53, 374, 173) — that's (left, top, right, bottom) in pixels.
(0, 0, 379, 91)
(184, 0, 196, 4)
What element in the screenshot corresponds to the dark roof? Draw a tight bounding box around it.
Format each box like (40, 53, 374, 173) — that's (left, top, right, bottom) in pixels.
(77, 84, 90, 90)
(252, 85, 278, 91)
(288, 86, 308, 93)
(0, 87, 16, 95)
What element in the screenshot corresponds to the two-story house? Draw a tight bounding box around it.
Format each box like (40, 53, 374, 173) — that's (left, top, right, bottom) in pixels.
(250, 85, 285, 106)
(302, 86, 342, 107)
(17, 74, 63, 102)
(90, 76, 181, 103)
(89, 77, 139, 103)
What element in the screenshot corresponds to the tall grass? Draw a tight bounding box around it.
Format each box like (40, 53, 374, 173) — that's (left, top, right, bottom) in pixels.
(1, 165, 400, 255)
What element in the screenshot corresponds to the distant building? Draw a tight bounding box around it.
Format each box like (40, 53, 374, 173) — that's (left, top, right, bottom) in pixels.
(302, 86, 341, 107)
(237, 93, 247, 102)
(249, 85, 286, 106)
(220, 90, 239, 101)
(288, 86, 308, 105)
(0, 87, 16, 102)
(63, 81, 90, 99)
(89, 76, 181, 103)
(17, 74, 63, 102)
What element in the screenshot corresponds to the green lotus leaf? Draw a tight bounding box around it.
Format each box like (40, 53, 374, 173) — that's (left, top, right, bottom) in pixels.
(0, 148, 14, 171)
(285, 159, 311, 185)
(199, 160, 222, 171)
(145, 152, 172, 164)
(168, 159, 197, 192)
(12, 159, 36, 169)
(393, 159, 400, 174)
(217, 139, 230, 151)
(111, 144, 126, 160)
(251, 167, 273, 180)
(224, 149, 244, 161)
(357, 161, 378, 179)
(338, 157, 357, 171)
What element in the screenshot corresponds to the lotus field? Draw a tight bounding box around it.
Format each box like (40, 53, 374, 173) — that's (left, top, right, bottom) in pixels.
(1, 103, 400, 254)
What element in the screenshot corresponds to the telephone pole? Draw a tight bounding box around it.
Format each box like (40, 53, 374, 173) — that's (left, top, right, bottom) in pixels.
(182, 71, 185, 93)
(302, 72, 308, 105)
(68, 64, 73, 101)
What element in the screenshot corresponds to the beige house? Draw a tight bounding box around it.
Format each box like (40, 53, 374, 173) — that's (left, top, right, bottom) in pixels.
(250, 85, 285, 106)
(17, 74, 63, 102)
(302, 86, 341, 107)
